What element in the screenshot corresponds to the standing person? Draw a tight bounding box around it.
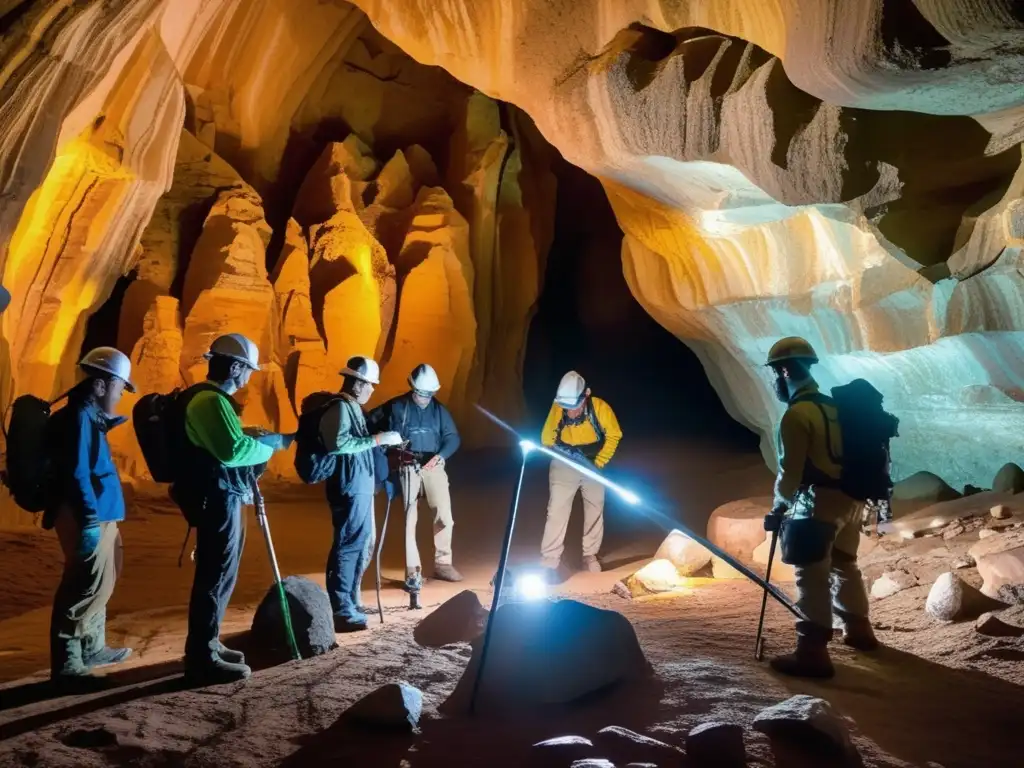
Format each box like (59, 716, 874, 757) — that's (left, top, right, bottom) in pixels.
(172, 334, 294, 684)
(320, 356, 402, 632)
(762, 336, 877, 679)
(368, 363, 463, 583)
(539, 371, 622, 573)
(46, 347, 135, 687)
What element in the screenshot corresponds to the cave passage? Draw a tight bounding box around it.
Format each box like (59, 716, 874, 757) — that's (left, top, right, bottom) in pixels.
(523, 155, 758, 451)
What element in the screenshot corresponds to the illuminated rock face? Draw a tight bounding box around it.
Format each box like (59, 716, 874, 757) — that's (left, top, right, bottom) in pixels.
(349, 0, 1024, 489)
(1, 0, 1022, 514)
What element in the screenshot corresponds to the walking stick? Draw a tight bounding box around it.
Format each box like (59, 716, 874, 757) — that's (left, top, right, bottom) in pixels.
(755, 526, 780, 661)
(252, 480, 301, 661)
(374, 479, 394, 625)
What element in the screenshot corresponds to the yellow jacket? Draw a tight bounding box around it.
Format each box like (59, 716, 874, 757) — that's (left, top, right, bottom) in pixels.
(775, 383, 843, 507)
(541, 397, 622, 468)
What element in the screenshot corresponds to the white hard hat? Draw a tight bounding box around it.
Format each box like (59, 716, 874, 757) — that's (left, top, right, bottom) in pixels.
(204, 333, 261, 370)
(409, 363, 440, 394)
(554, 371, 587, 408)
(341, 355, 380, 385)
(79, 347, 136, 392)
(0, 284, 9, 313)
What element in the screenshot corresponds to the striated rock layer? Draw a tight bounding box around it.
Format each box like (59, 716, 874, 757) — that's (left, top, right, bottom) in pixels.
(350, 0, 1024, 488)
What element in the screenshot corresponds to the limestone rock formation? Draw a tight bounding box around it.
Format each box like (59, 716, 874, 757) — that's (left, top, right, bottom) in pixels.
(925, 572, 1006, 621)
(653, 530, 713, 577)
(969, 530, 1024, 599)
(351, 0, 1024, 490)
(707, 497, 773, 562)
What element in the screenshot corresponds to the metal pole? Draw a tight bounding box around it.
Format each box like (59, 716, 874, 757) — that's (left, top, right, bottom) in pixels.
(374, 491, 392, 624)
(252, 482, 301, 661)
(468, 448, 529, 715)
(755, 527, 779, 660)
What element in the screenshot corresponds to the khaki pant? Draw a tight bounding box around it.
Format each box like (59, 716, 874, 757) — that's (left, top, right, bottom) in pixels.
(400, 463, 454, 570)
(794, 487, 870, 629)
(51, 509, 122, 675)
(540, 461, 605, 567)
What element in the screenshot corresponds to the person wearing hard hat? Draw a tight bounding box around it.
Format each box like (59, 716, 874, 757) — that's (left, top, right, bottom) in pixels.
(173, 334, 295, 684)
(539, 371, 622, 573)
(368, 363, 463, 583)
(45, 347, 135, 687)
(762, 336, 875, 679)
(321, 355, 402, 632)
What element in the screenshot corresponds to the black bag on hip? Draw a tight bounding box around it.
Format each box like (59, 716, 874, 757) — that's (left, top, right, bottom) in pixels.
(780, 517, 836, 566)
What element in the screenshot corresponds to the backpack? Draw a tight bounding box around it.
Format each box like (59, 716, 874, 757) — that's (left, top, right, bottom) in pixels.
(132, 390, 184, 483)
(2, 392, 69, 512)
(801, 379, 899, 502)
(295, 391, 341, 484)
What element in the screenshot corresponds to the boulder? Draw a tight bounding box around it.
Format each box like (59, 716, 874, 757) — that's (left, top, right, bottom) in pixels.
(992, 463, 1024, 495)
(712, 556, 747, 580)
(342, 681, 423, 732)
(414, 590, 488, 647)
(925, 572, 1007, 621)
(621, 559, 694, 596)
(251, 576, 337, 661)
(531, 735, 595, 767)
(653, 530, 713, 576)
(991, 504, 1012, 520)
(870, 570, 918, 599)
(969, 529, 1024, 599)
(707, 497, 773, 562)
(442, 599, 650, 714)
(752, 695, 861, 766)
(686, 721, 746, 767)
(893, 472, 961, 504)
(593, 726, 683, 765)
(975, 612, 1024, 637)
(753, 533, 795, 582)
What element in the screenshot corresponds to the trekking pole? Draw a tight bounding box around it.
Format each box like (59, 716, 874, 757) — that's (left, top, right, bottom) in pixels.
(755, 525, 780, 661)
(252, 480, 301, 661)
(374, 480, 394, 625)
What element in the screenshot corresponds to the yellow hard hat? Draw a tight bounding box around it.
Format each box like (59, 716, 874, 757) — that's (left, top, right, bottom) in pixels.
(766, 336, 819, 366)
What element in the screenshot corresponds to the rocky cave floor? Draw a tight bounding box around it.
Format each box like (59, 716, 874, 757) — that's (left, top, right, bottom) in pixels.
(1, 445, 1023, 768)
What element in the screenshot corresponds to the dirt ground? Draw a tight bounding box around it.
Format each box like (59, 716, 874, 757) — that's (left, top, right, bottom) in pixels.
(1, 443, 1022, 767)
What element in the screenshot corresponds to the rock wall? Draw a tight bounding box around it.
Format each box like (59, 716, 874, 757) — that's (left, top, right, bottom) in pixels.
(349, 0, 1024, 488)
(0, 0, 554, 520)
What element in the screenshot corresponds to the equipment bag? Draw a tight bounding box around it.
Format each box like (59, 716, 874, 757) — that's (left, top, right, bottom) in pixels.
(2, 392, 69, 512)
(132, 390, 183, 483)
(295, 391, 341, 484)
(798, 378, 899, 503)
(780, 516, 836, 566)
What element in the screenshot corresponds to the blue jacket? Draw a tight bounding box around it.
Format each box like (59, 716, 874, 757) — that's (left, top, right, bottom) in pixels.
(367, 393, 460, 460)
(47, 393, 127, 529)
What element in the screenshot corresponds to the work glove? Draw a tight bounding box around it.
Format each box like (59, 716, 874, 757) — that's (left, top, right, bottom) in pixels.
(375, 431, 403, 447)
(764, 503, 787, 532)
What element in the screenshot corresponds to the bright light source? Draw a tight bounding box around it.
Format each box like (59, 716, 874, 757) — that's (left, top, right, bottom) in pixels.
(618, 488, 641, 505)
(519, 439, 536, 454)
(515, 572, 548, 601)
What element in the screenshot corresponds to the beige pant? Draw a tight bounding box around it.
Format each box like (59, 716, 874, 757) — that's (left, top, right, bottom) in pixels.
(540, 461, 605, 567)
(794, 487, 870, 629)
(400, 463, 454, 570)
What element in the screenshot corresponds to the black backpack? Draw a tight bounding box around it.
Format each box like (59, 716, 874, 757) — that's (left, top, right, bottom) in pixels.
(2, 392, 69, 512)
(132, 390, 184, 483)
(801, 379, 899, 502)
(295, 391, 341, 484)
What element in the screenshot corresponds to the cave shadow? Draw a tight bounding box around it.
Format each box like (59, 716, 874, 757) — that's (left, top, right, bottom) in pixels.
(0, 660, 186, 741)
(279, 675, 670, 768)
(770, 644, 1024, 768)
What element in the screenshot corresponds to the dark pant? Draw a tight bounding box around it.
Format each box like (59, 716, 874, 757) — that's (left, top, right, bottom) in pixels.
(184, 494, 245, 664)
(50, 509, 121, 676)
(326, 492, 374, 623)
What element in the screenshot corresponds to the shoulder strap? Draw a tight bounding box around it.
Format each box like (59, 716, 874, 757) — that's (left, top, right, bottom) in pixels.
(586, 399, 605, 441)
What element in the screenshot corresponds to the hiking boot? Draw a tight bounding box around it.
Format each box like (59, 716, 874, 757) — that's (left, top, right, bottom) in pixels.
(840, 614, 880, 652)
(216, 641, 245, 665)
(355, 605, 376, 615)
(84, 646, 132, 669)
(770, 622, 835, 679)
(433, 563, 464, 582)
(334, 615, 368, 634)
(184, 657, 252, 686)
(582, 555, 602, 573)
